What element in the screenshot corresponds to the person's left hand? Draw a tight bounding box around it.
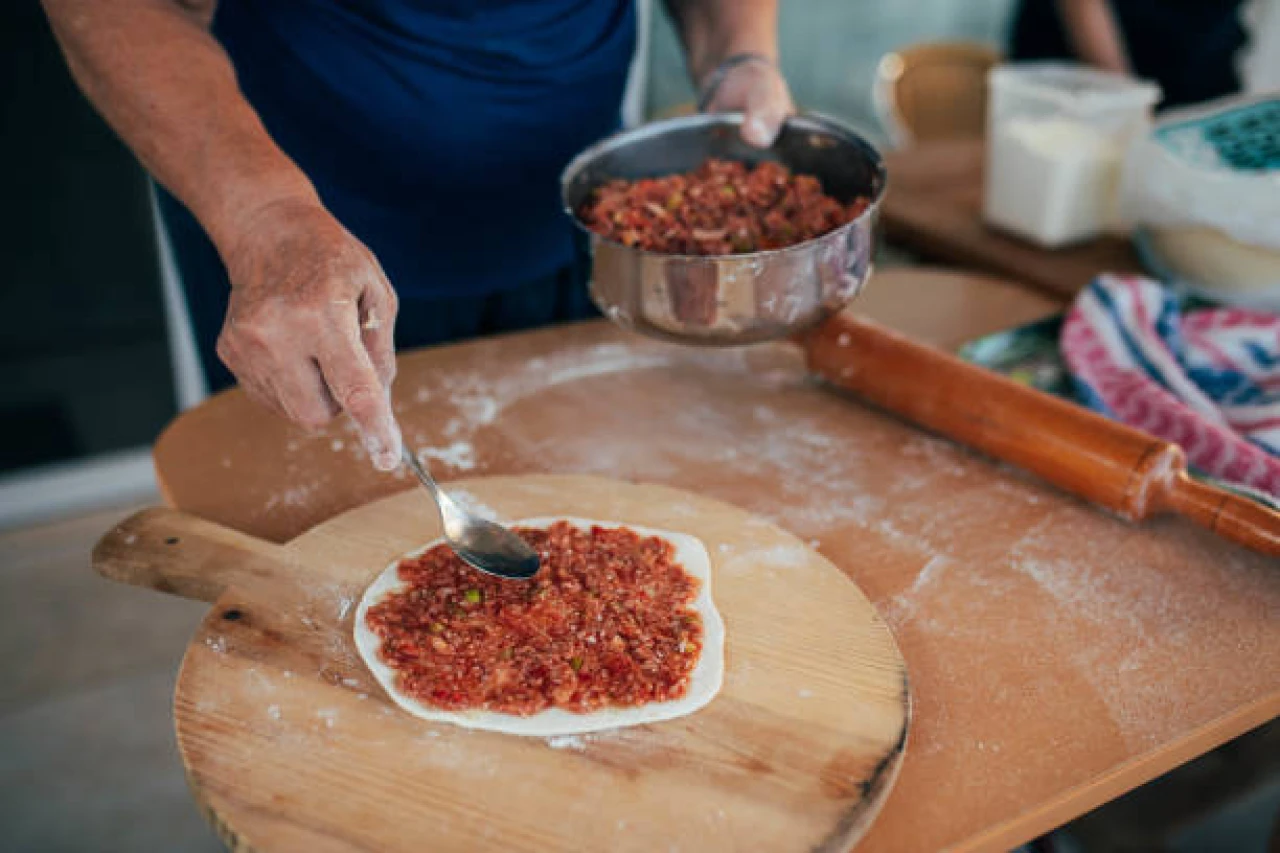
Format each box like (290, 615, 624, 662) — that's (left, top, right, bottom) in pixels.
(700, 57, 795, 148)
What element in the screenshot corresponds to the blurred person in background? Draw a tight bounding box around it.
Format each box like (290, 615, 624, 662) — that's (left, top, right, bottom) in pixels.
(1009, 0, 1251, 108)
(41, 0, 793, 470)
(1239, 0, 1280, 93)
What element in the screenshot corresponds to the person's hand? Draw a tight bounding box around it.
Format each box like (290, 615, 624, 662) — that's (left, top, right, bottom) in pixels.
(699, 55, 795, 148)
(215, 197, 403, 471)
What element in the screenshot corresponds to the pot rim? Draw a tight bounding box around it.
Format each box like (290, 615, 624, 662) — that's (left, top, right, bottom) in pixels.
(560, 111, 888, 263)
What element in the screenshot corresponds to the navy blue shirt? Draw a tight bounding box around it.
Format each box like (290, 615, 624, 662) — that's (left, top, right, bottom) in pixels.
(1010, 0, 1246, 109)
(213, 0, 635, 298)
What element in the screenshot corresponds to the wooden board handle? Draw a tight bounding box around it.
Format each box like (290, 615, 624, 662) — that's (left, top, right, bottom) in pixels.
(804, 313, 1280, 557)
(93, 507, 287, 602)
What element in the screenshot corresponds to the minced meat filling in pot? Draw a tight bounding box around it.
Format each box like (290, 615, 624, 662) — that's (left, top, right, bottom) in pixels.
(365, 522, 704, 716)
(578, 158, 870, 255)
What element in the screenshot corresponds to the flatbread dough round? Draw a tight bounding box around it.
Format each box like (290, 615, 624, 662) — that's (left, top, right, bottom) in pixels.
(354, 516, 726, 737)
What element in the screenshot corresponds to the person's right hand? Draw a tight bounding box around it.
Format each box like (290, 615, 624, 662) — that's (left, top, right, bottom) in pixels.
(215, 198, 403, 471)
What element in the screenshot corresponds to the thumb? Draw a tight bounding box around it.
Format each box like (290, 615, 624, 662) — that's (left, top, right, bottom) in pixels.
(741, 88, 790, 148)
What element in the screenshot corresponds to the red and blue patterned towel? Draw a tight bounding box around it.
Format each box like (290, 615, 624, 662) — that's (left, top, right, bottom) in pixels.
(1061, 275, 1280, 498)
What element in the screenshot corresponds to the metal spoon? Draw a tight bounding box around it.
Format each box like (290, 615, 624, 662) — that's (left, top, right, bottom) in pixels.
(400, 446, 540, 580)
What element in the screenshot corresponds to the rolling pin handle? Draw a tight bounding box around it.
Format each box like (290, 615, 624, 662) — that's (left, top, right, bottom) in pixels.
(802, 312, 1280, 558)
(1155, 473, 1280, 558)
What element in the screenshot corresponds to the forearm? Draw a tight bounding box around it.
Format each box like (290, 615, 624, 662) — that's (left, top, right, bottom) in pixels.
(1056, 0, 1130, 74)
(663, 0, 779, 85)
(42, 0, 318, 255)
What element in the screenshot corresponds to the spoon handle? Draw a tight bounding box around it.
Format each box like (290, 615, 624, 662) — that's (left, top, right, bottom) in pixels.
(401, 446, 448, 512)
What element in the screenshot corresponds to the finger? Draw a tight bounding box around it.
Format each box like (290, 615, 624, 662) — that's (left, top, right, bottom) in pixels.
(741, 83, 792, 148)
(359, 267, 399, 389)
(315, 314, 402, 471)
(269, 357, 342, 432)
(219, 323, 337, 430)
(217, 332, 292, 421)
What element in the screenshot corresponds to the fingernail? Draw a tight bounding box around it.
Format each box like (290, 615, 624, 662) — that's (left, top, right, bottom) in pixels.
(373, 448, 399, 472)
(746, 117, 773, 148)
(367, 421, 402, 472)
(366, 438, 397, 472)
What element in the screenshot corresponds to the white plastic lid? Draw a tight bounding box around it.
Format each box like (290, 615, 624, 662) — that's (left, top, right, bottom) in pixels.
(989, 62, 1162, 113)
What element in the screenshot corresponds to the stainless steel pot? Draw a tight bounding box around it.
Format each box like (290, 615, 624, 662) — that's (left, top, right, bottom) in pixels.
(561, 112, 887, 346)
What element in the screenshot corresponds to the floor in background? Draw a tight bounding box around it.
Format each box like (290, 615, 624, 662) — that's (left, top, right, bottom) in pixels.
(0, 500, 222, 853)
(1, 2, 177, 475)
(0, 500, 1275, 852)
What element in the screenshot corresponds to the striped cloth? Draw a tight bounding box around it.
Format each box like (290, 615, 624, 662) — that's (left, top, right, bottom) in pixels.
(1061, 275, 1280, 498)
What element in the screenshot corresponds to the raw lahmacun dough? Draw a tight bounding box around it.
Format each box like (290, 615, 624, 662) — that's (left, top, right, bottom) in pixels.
(353, 517, 726, 737)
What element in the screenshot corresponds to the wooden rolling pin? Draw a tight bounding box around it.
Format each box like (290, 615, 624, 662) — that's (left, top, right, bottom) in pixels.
(803, 312, 1280, 558)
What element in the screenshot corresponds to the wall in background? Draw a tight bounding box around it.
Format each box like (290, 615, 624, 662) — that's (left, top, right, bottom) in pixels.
(645, 0, 1017, 140)
(0, 1, 176, 475)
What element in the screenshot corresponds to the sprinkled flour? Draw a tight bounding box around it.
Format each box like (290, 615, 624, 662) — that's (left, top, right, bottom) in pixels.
(546, 735, 586, 751)
(417, 441, 477, 471)
(449, 489, 500, 521)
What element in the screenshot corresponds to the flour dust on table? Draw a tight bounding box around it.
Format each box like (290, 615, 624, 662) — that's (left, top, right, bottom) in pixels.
(354, 517, 726, 737)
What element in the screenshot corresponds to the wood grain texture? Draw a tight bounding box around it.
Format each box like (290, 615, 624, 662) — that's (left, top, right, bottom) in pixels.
(804, 313, 1280, 556)
(146, 269, 1280, 852)
(95, 477, 910, 853)
(848, 268, 1063, 351)
(881, 139, 1142, 298)
(93, 508, 286, 603)
(154, 269, 1060, 547)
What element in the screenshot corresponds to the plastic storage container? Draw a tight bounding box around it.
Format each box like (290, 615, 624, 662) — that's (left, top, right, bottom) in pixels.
(1122, 94, 1280, 309)
(983, 63, 1160, 247)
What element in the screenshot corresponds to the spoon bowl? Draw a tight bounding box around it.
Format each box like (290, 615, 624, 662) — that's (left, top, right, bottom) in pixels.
(402, 447, 541, 580)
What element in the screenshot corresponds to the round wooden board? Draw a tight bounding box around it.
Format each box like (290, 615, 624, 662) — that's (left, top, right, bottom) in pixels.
(174, 475, 910, 853)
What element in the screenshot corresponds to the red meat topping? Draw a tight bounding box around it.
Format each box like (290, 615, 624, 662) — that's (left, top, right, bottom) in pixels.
(578, 158, 869, 255)
(365, 522, 704, 716)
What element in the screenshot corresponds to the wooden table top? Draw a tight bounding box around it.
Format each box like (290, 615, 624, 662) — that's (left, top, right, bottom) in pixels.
(882, 140, 1144, 300)
(151, 269, 1280, 852)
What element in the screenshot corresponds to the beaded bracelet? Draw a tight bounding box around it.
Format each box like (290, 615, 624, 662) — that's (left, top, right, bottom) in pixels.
(696, 52, 775, 112)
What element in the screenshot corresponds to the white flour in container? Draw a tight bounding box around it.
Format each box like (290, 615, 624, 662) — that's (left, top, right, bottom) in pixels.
(984, 117, 1124, 247)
